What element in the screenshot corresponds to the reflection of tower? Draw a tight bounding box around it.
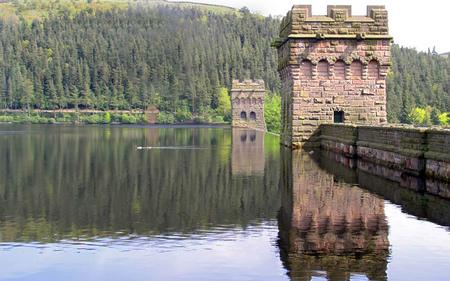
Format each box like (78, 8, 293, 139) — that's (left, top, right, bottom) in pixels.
(278, 151, 389, 281)
(231, 129, 265, 176)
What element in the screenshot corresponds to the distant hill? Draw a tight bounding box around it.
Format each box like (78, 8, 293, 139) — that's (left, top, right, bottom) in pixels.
(144, 0, 237, 14)
(0, 0, 238, 22)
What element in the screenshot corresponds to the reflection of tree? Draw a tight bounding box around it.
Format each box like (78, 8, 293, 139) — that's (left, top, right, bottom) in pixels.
(0, 126, 281, 242)
(278, 151, 389, 281)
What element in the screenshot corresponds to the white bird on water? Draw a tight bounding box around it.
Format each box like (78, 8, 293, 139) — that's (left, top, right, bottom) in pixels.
(137, 146, 204, 150)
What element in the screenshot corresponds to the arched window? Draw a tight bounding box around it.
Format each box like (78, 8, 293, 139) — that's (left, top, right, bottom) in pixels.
(250, 112, 256, 120)
(351, 60, 363, 80)
(240, 111, 247, 119)
(368, 60, 380, 80)
(300, 60, 313, 79)
(334, 60, 346, 80)
(317, 60, 329, 80)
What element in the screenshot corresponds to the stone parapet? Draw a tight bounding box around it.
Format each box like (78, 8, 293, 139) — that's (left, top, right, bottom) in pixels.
(275, 5, 390, 47)
(231, 79, 265, 92)
(319, 124, 450, 182)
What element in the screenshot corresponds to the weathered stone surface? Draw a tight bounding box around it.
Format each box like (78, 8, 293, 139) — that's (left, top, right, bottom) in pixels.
(232, 129, 265, 176)
(231, 80, 266, 131)
(275, 5, 391, 148)
(320, 124, 450, 182)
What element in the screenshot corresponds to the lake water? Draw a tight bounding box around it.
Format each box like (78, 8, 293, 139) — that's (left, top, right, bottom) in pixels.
(0, 125, 449, 281)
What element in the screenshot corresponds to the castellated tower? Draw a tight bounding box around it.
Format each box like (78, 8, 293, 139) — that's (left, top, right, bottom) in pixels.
(274, 5, 392, 148)
(231, 80, 266, 131)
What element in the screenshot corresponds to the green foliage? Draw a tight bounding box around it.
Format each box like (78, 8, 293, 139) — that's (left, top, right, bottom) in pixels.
(0, 5, 280, 118)
(438, 112, 450, 126)
(80, 114, 102, 124)
(157, 112, 176, 124)
(0, 111, 146, 124)
(103, 112, 111, 124)
(407, 106, 450, 126)
(0, 115, 14, 123)
(407, 107, 432, 126)
(388, 45, 449, 123)
(111, 113, 146, 124)
(264, 94, 281, 133)
(175, 104, 193, 122)
(0, 113, 55, 124)
(216, 87, 231, 121)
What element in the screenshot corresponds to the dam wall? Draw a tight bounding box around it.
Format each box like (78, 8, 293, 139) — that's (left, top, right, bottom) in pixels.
(320, 124, 450, 182)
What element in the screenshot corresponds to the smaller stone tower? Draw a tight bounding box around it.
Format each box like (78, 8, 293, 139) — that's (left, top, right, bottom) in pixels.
(231, 80, 266, 131)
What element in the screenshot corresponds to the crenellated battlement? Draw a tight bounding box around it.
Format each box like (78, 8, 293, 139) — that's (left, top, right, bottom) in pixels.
(275, 5, 390, 47)
(231, 79, 265, 92)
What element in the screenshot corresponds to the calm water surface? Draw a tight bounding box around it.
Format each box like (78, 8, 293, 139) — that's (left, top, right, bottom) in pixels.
(0, 125, 449, 281)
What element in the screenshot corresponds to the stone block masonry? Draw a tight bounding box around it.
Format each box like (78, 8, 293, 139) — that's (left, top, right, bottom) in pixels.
(274, 5, 392, 148)
(231, 80, 266, 131)
(320, 124, 450, 183)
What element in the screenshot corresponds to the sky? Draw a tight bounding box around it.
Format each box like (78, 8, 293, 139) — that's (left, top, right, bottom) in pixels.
(172, 0, 450, 53)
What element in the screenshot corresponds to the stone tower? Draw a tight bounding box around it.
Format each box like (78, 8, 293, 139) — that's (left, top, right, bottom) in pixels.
(231, 80, 266, 131)
(274, 5, 391, 148)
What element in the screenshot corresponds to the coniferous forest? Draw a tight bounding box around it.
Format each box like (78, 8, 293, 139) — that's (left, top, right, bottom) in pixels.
(0, 0, 448, 126)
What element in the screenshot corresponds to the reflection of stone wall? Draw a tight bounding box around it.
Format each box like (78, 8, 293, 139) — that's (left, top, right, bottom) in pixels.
(318, 150, 450, 230)
(232, 129, 265, 176)
(279, 151, 388, 281)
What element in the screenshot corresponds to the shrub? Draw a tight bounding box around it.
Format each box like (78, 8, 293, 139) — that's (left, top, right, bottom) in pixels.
(103, 112, 111, 124)
(265, 94, 281, 134)
(0, 115, 14, 123)
(157, 112, 176, 124)
(120, 114, 138, 124)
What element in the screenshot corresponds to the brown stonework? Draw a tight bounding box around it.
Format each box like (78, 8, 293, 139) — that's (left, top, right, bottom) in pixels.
(320, 124, 450, 185)
(231, 129, 265, 176)
(274, 5, 391, 148)
(231, 80, 266, 131)
(145, 105, 160, 124)
(278, 152, 389, 280)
